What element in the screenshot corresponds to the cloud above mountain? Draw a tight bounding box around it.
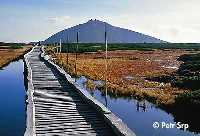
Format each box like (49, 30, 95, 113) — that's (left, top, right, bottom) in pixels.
(47, 16, 71, 24)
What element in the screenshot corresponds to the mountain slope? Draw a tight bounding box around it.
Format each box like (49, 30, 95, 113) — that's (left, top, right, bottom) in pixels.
(44, 19, 164, 44)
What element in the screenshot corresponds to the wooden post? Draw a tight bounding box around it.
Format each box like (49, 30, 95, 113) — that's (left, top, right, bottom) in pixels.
(56, 43, 58, 53)
(66, 33, 69, 73)
(67, 33, 69, 65)
(75, 31, 79, 77)
(59, 39, 63, 67)
(76, 32, 79, 60)
(54, 43, 56, 53)
(105, 22, 108, 107)
(59, 39, 62, 53)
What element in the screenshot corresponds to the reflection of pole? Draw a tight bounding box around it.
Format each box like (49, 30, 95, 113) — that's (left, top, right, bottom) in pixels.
(105, 22, 108, 107)
(143, 100, 146, 112)
(136, 100, 147, 112)
(137, 101, 139, 111)
(105, 93, 108, 107)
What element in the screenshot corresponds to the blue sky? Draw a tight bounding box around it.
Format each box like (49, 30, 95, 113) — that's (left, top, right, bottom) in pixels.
(0, 0, 200, 43)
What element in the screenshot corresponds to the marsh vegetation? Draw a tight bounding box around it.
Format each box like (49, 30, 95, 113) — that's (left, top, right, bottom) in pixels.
(0, 42, 31, 68)
(45, 43, 200, 106)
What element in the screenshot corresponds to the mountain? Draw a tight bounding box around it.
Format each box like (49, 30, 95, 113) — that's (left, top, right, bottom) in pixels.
(44, 19, 164, 44)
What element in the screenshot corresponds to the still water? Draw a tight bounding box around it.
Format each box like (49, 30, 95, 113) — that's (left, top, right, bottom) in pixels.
(0, 60, 26, 136)
(76, 76, 200, 136)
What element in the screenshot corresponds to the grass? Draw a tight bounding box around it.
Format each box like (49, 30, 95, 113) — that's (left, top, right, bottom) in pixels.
(45, 44, 192, 105)
(0, 44, 31, 68)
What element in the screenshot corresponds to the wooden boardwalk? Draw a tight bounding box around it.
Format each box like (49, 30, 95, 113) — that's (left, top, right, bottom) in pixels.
(24, 46, 135, 136)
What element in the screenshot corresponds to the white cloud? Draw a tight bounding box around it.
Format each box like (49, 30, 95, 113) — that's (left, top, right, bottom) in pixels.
(47, 16, 71, 24)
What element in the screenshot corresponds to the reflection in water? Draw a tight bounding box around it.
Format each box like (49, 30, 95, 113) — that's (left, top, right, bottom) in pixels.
(104, 94, 108, 108)
(0, 60, 26, 136)
(136, 100, 146, 112)
(76, 76, 200, 136)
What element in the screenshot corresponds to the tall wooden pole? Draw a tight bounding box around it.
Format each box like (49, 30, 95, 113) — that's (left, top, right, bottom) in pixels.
(54, 42, 56, 53)
(76, 32, 79, 61)
(75, 31, 79, 77)
(56, 43, 58, 53)
(59, 39, 62, 67)
(59, 39, 62, 53)
(105, 22, 108, 107)
(67, 33, 69, 65)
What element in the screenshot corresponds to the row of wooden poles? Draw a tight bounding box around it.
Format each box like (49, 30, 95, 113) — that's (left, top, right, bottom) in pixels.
(54, 24, 108, 105)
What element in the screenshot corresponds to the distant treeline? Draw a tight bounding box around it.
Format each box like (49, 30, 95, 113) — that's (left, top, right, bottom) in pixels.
(0, 42, 24, 49)
(45, 43, 200, 53)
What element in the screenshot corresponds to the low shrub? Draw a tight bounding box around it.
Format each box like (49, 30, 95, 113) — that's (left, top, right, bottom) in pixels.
(175, 90, 200, 107)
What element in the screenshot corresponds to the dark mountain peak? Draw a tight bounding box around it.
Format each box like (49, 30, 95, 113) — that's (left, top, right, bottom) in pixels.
(87, 19, 103, 23)
(45, 20, 165, 44)
(86, 19, 107, 26)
